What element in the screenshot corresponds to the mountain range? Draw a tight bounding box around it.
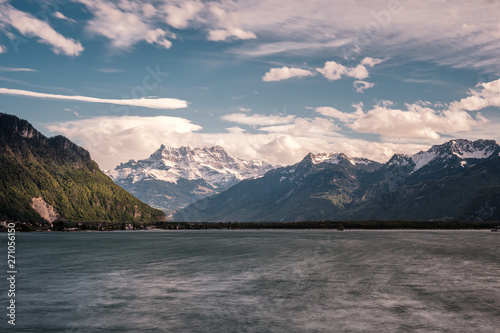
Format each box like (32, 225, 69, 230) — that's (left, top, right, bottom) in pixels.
(105, 145, 274, 216)
(0, 113, 165, 224)
(173, 139, 500, 222)
(3, 110, 497, 224)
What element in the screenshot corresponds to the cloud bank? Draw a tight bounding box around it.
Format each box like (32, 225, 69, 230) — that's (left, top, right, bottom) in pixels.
(231, 0, 500, 72)
(48, 114, 426, 170)
(449, 78, 500, 112)
(1, 0, 499, 76)
(47, 116, 202, 169)
(316, 101, 489, 140)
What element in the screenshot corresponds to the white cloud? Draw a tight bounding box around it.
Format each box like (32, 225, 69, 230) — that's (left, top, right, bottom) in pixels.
(47, 116, 202, 169)
(145, 28, 173, 49)
(97, 67, 123, 73)
(452, 119, 500, 143)
(258, 117, 339, 136)
(223, 112, 339, 137)
(0, 88, 188, 109)
(208, 28, 256, 41)
(0, 67, 36, 72)
(317, 103, 487, 140)
(314, 78, 500, 140)
(74, 0, 256, 47)
(259, 59, 376, 83)
(222, 113, 295, 126)
(163, 1, 203, 29)
(3, 0, 496, 71)
(262, 66, 315, 82)
(206, 3, 257, 41)
(315, 106, 358, 122)
(53, 11, 77, 24)
(199, 120, 417, 166)
(77, 0, 173, 50)
(142, 3, 157, 18)
(449, 78, 500, 112)
(353, 80, 375, 93)
(0, 3, 83, 56)
(316, 61, 369, 81)
(231, 39, 351, 57)
(238, 107, 252, 112)
(228, 0, 500, 72)
(0, 45, 6, 54)
(352, 105, 486, 139)
(360, 57, 385, 67)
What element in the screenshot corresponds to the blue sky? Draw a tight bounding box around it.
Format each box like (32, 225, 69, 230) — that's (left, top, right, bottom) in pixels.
(1, 0, 500, 169)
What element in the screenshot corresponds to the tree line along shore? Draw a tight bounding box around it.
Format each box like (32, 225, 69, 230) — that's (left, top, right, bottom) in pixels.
(1, 220, 499, 232)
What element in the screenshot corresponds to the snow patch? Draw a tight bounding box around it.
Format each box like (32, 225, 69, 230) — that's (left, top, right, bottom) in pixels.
(410, 151, 438, 172)
(311, 153, 373, 166)
(311, 153, 344, 165)
(453, 149, 494, 159)
(389, 159, 409, 167)
(350, 158, 372, 165)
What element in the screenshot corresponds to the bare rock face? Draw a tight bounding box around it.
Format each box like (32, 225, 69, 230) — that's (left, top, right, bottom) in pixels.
(31, 197, 60, 222)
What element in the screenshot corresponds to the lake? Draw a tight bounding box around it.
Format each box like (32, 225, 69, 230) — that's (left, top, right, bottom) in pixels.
(3, 230, 500, 332)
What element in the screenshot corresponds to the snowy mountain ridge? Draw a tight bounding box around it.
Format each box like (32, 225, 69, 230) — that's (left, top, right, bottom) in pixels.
(389, 139, 499, 173)
(174, 139, 500, 223)
(106, 145, 274, 188)
(309, 152, 375, 166)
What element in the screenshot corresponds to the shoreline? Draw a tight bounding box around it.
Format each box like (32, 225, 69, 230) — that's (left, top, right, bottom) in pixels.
(3, 228, 499, 233)
(2, 220, 499, 232)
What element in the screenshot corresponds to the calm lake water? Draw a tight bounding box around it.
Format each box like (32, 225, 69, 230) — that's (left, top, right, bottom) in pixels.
(2, 230, 500, 332)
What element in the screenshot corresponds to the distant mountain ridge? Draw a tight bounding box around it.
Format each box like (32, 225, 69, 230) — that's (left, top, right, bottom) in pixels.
(106, 145, 274, 214)
(174, 151, 383, 222)
(384, 139, 498, 180)
(174, 139, 500, 222)
(0, 113, 165, 223)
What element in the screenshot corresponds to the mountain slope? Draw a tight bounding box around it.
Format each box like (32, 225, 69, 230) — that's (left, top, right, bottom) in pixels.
(361, 139, 500, 196)
(175, 139, 500, 222)
(174, 153, 381, 222)
(345, 154, 500, 221)
(461, 185, 500, 222)
(391, 139, 498, 183)
(106, 145, 274, 213)
(0, 113, 165, 223)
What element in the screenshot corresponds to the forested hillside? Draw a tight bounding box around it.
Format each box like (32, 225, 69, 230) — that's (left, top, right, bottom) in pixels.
(0, 113, 165, 223)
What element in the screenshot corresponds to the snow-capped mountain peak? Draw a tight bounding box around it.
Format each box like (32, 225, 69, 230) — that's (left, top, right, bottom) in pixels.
(310, 152, 346, 165)
(387, 139, 499, 174)
(436, 139, 497, 159)
(307, 152, 376, 166)
(106, 145, 274, 188)
(410, 150, 439, 172)
(412, 139, 498, 171)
